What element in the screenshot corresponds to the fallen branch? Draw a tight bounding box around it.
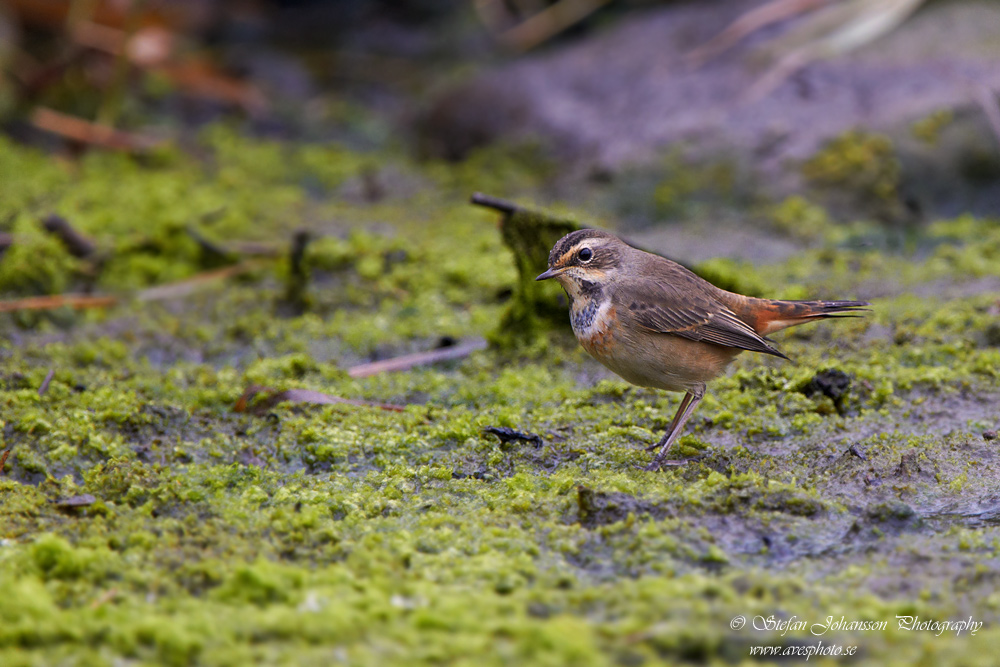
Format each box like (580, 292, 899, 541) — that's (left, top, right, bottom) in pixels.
(975, 85, 1000, 149)
(0, 262, 258, 314)
(41, 214, 97, 258)
(234, 385, 404, 415)
(30, 107, 161, 152)
(477, 0, 613, 52)
(0, 293, 119, 313)
(38, 368, 55, 396)
(685, 0, 833, 67)
(743, 0, 927, 103)
(470, 192, 520, 215)
(136, 262, 258, 302)
(156, 59, 266, 113)
(347, 339, 487, 378)
(185, 225, 236, 266)
(51, 494, 97, 508)
(89, 587, 121, 610)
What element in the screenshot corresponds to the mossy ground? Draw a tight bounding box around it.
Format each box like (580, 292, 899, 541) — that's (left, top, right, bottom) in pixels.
(2, 128, 1000, 666)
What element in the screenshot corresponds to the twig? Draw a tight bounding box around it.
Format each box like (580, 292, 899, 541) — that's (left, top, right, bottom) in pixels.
(742, 0, 926, 103)
(30, 107, 160, 152)
(0, 262, 259, 314)
(974, 85, 1000, 149)
(89, 587, 120, 610)
(38, 368, 55, 396)
(96, 0, 146, 127)
(229, 241, 281, 257)
(0, 449, 11, 474)
(155, 59, 266, 113)
(41, 214, 97, 258)
(136, 262, 257, 302)
(284, 229, 312, 311)
(0, 293, 119, 313)
(0, 233, 13, 258)
(490, 0, 614, 52)
(185, 225, 234, 265)
(347, 339, 487, 378)
(234, 385, 404, 415)
(52, 493, 97, 508)
(685, 0, 832, 67)
(470, 192, 520, 215)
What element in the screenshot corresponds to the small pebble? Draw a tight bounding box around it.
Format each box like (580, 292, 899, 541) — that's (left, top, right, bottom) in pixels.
(983, 431, 998, 441)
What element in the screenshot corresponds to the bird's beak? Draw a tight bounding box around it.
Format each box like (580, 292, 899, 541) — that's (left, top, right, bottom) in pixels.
(535, 267, 564, 281)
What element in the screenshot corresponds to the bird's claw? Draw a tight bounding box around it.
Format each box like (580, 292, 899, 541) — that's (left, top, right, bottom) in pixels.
(644, 459, 688, 471)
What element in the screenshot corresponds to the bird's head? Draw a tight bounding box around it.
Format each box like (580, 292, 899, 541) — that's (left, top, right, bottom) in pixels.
(536, 229, 628, 297)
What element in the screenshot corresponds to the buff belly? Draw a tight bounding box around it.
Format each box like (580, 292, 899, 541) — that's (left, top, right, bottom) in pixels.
(572, 300, 740, 393)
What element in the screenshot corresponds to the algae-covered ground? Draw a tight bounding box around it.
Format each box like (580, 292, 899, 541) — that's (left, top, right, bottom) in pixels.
(2, 127, 1000, 666)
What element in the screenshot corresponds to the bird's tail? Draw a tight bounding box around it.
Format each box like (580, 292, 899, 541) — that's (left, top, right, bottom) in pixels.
(748, 299, 871, 336)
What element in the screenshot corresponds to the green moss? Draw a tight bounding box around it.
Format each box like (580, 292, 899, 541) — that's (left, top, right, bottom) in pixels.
(803, 130, 900, 199)
(690, 257, 773, 298)
(768, 195, 833, 242)
(911, 110, 954, 146)
(1, 127, 999, 665)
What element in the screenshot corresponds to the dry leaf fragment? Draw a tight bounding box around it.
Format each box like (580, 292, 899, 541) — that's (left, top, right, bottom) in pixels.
(234, 385, 404, 415)
(53, 494, 97, 508)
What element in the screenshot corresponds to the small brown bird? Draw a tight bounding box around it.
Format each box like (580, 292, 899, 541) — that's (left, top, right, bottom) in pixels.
(537, 229, 869, 470)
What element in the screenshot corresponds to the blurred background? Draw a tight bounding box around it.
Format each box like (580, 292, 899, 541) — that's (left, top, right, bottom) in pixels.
(4, 6, 1000, 664)
(2, 0, 1000, 325)
(3, 0, 998, 216)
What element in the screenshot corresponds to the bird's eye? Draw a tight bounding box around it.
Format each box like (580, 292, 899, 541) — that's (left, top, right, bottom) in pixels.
(578, 247, 593, 262)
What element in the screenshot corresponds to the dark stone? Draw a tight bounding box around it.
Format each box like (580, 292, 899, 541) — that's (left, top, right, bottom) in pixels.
(802, 369, 852, 402)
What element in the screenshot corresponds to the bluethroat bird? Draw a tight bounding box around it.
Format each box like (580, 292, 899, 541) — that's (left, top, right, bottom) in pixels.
(537, 229, 870, 470)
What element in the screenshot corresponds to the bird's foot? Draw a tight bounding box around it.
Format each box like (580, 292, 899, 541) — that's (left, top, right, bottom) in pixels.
(644, 458, 688, 471)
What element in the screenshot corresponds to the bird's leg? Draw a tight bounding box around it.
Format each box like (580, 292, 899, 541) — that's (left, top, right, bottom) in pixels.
(644, 391, 693, 451)
(646, 385, 705, 471)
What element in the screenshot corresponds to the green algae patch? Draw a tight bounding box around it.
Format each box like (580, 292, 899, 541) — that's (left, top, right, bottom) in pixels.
(803, 130, 900, 199)
(802, 129, 907, 222)
(2, 128, 1000, 665)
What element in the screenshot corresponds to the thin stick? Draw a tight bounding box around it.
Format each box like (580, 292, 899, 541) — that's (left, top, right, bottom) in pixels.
(495, 0, 613, 52)
(0, 262, 257, 314)
(975, 85, 1000, 148)
(0, 293, 119, 313)
(470, 192, 520, 215)
(136, 263, 256, 302)
(686, 0, 832, 67)
(97, 0, 145, 127)
(30, 107, 160, 151)
(234, 385, 404, 415)
(347, 339, 488, 378)
(41, 214, 97, 258)
(38, 369, 55, 396)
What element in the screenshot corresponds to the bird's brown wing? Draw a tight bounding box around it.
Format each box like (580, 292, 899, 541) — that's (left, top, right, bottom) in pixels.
(615, 275, 788, 359)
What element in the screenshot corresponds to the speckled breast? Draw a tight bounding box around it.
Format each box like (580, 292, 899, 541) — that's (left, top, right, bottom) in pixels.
(571, 298, 618, 360)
